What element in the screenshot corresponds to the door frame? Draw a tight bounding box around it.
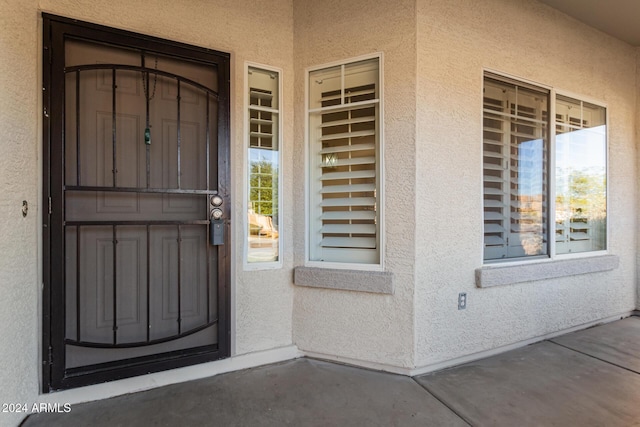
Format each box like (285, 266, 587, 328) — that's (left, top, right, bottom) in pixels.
(42, 13, 231, 392)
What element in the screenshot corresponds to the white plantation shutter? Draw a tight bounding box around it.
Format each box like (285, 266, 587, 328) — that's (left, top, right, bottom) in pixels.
(483, 75, 549, 261)
(309, 58, 381, 264)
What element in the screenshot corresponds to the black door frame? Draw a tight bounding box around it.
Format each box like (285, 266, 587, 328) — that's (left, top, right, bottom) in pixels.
(42, 13, 231, 392)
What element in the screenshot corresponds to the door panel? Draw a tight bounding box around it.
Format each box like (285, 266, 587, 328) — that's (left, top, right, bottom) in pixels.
(44, 15, 230, 391)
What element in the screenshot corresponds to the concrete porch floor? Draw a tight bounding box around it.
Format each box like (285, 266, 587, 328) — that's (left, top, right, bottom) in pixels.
(22, 316, 640, 427)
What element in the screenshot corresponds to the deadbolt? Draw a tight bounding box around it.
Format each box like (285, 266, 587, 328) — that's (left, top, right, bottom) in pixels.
(211, 195, 223, 207)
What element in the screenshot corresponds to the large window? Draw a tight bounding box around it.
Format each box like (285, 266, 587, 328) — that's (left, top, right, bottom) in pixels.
(307, 55, 382, 266)
(483, 73, 606, 262)
(245, 65, 281, 266)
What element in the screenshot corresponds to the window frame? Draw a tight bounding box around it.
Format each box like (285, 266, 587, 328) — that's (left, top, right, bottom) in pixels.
(304, 52, 385, 271)
(481, 69, 609, 267)
(243, 61, 283, 270)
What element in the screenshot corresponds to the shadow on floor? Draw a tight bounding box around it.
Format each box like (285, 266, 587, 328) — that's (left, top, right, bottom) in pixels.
(22, 317, 640, 427)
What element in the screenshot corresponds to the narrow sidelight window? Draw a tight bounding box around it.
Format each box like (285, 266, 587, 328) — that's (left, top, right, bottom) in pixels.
(246, 65, 281, 265)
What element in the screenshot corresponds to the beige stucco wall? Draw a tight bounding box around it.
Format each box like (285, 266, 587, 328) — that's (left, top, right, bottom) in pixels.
(637, 47, 640, 311)
(0, 1, 294, 424)
(415, 0, 638, 368)
(1, 0, 639, 424)
(291, 0, 417, 369)
(635, 47, 640, 310)
(0, 2, 41, 426)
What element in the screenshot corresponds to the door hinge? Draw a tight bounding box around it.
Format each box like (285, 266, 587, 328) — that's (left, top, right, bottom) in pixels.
(48, 197, 52, 215)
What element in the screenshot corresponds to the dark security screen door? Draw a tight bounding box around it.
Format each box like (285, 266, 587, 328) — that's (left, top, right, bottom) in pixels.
(43, 15, 230, 391)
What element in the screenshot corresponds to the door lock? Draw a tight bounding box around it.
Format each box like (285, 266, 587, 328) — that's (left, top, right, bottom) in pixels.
(211, 208, 223, 220)
(211, 195, 223, 207)
(210, 208, 224, 245)
(209, 195, 224, 245)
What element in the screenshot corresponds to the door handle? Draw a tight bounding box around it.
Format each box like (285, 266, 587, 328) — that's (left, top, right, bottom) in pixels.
(210, 195, 224, 245)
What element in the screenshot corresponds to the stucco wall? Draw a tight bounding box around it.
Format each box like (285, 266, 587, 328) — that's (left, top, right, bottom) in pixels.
(291, 0, 417, 369)
(415, 0, 638, 368)
(637, 47, 640, 311)
(0, 1, 41, 426)
(1, 1, 294, 424)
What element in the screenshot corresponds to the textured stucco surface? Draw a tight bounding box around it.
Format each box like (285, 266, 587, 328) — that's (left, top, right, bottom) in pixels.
(291, 0, 417, 369)
(294, 267, 394, 294)
(415, 0, 638, 368)
(0, 1, 41, 426)
(1, 2, 294, 424)
(476, 255, 620, 288)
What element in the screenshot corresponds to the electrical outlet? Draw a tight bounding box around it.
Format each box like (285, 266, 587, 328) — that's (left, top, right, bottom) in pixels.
(458, 292, 467, 310)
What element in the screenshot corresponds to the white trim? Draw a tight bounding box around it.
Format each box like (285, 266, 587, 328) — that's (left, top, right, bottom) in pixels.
(549, 90, 557, 258)
(605, 103, 610, 252)
(306, 52, 385, 73)
(39, 345, 300, 403)
(483, 67, 552, 91)
(479, 68, 486, 266)
(554, 249, 609, 260)
(304, 52, 385, 270)
(483, 249, 610, 269)
(304, 65, 311, 266)
(242, 61, 284, 271)
(304, 260, 384, 272)
(554, 88, 609, 110)
(409, 311, 634, 376)
(378, 52, 386, 271)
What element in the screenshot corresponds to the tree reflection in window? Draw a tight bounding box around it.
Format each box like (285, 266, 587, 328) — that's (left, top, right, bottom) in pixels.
(247, 66, 280, 264)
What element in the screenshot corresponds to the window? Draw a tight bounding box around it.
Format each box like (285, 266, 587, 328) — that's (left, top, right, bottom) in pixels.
(482, 72, 606, 262)
(555, 96, 607, 254)
(307, 55, 382, 266)
(245, 64, 281, 266)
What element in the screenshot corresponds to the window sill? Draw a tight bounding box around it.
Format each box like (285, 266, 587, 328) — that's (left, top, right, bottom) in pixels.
(476, 254, 619, 288)
(294, 267, 394, 295)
